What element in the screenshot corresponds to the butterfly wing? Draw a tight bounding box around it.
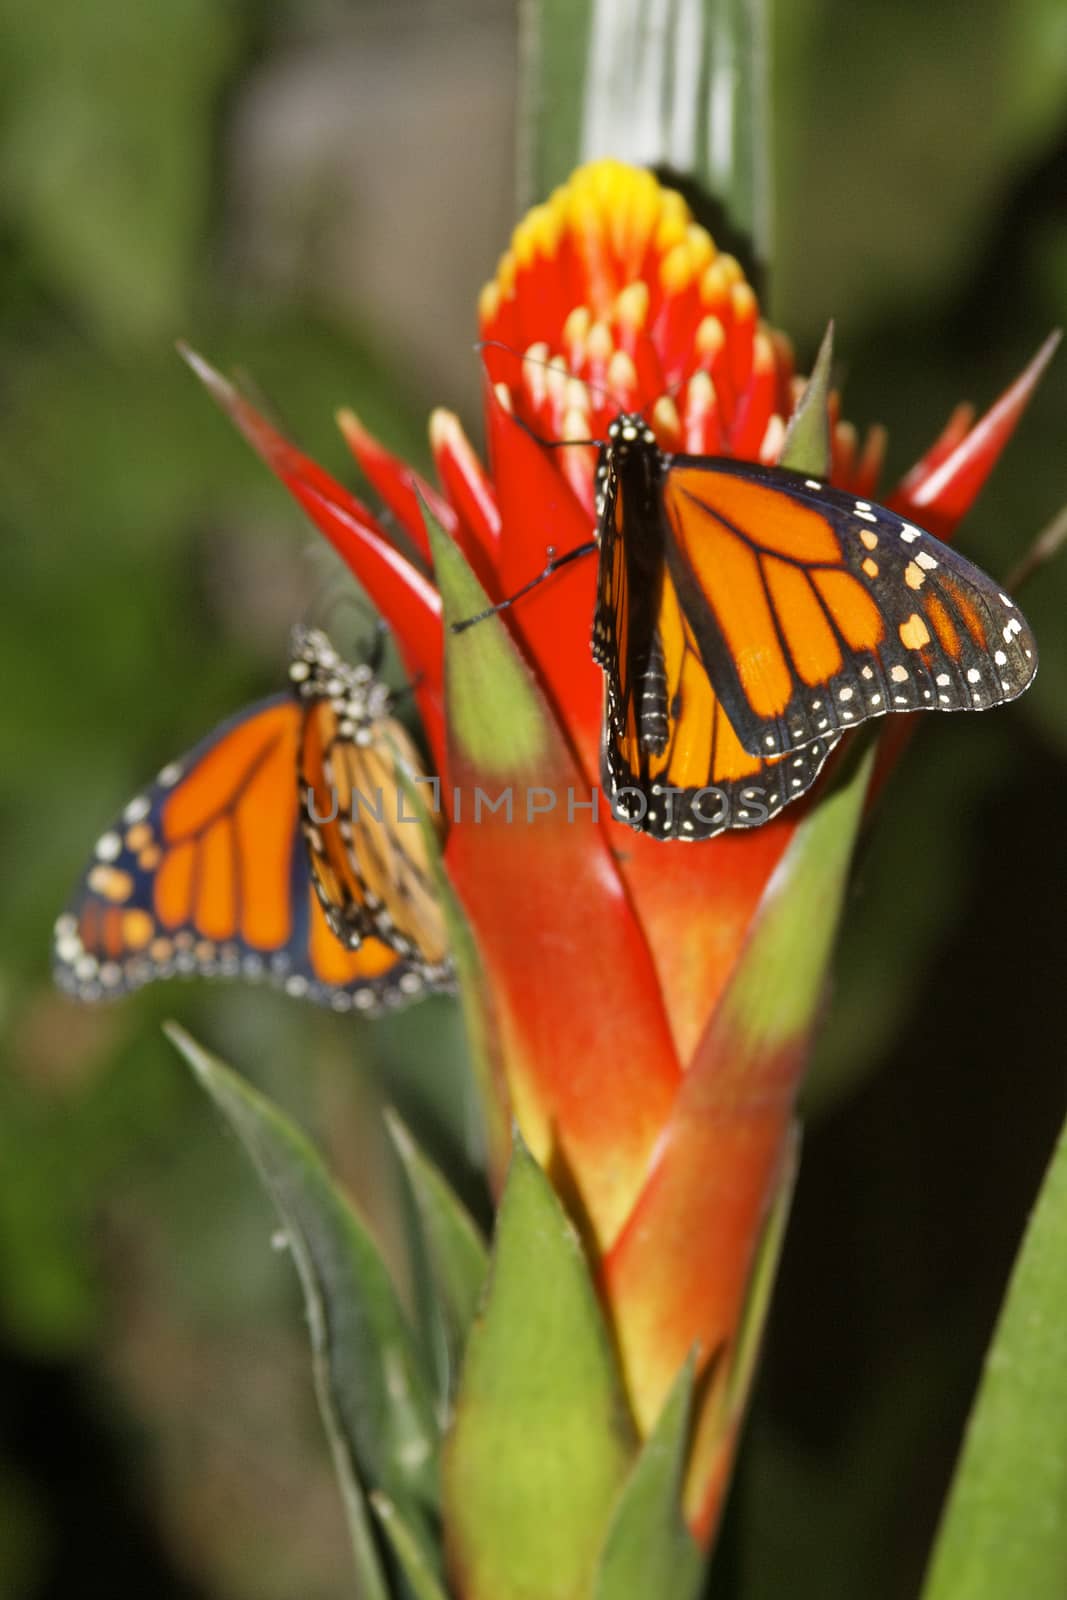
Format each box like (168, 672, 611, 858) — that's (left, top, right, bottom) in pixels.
(291, 628, 451, 968)
(594, 454, 839, 840)
(53, 696, 451, 1012)
(659, 458, 1037, 758)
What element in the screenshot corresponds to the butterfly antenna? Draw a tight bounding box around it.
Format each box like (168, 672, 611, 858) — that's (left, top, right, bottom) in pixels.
(304, 555, 374, 624)
(475, 339, 622, 445)
(389, 668, 427, 709)
(367, 615, 389, 675)
(451, 539, 597, 634)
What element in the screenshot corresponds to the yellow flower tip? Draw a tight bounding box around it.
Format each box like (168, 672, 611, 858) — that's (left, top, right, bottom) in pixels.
(486, 160, 712, 338)
(614, 280, 650, 332)
(572, 156, 637, 205)
(562, 305, 592, 349)
(428, 407, 462, 452)
(567, 183, 606, 241)
(493, 382, 513, 415)
(859, 421, 889, 479)
(562, 404, 592, 443)
(478, 279, 500, 329)
(335, 406, 368, 449)
(731, 281, 758, 322)
(696, 315, 726, 358)
(654, 211, 689, 255)
(717, 253, 744, 288)
(752, 329, 776, 373)
(564, 374, 590, 413)
(548, 179, 569, 209)
(510, 218, 536, 271)
(772, 328, 795, 367)
(686, 369, 717, 412)
(607, 348, 639, 398)
(516, 342, 550, 408)
(622, 181, 660, 249)
(699, 259, 731, 309)
(651, 395, 683, 444)
(661, 241, 694, 296)
(761, 412, 787, 462)
(545, 352, 569, 402)
(533, 202, 561, 258)
(686, 223, 717, 275)
(586, 319, 615, 363)
(835, 418, 858, 462)
(512, 204, 559, 269)
(658, 188, 690, 227)
(496, 252, 518, 300)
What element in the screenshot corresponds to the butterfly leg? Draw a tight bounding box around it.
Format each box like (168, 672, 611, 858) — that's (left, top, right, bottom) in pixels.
(451, 539, 597, 634)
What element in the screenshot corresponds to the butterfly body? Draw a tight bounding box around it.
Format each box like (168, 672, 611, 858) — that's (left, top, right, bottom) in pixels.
(54, 631, 453, 1013)
(290, 627, 449, 968)
(592, 413, 1037, 840)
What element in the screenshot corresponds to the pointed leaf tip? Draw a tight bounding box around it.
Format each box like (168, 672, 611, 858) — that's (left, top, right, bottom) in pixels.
(921, 1111, 1067, 1600)
(164, 1023, 441, 1582)
(779, 320, 834, 477)
(420, 494, 552, 777)
(593, 1358, 704, 1600)
(444, 1133, 636, 1600)
(384, 1107, 489, 1399)
(371, 1493, 450, 1600)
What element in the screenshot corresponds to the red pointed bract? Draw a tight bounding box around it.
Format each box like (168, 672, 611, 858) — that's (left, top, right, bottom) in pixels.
(483, 385, 602, 776)
(891, 332, 1060, 537)
(180, 346, 448, 770)
(337, 407, 457, 563)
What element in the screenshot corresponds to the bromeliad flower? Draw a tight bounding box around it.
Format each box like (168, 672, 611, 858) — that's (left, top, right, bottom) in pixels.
(181, 159, 1053, 1584)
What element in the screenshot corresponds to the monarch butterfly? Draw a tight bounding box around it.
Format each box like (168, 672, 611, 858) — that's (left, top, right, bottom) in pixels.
(53, 628, 453, 1012)
(591, 414, 1038, 839)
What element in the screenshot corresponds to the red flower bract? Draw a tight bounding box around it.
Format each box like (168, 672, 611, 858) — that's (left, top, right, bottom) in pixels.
(186, 159, 1054, 1542)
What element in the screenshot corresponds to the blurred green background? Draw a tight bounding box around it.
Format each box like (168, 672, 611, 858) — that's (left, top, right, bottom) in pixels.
(1, 2, 1065, 1597)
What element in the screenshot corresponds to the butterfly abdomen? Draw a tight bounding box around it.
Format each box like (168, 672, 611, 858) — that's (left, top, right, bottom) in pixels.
(637, 635, 670, 755)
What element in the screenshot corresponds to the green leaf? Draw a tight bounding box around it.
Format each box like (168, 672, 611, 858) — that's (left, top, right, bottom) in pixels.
(384, 1109, 489, 1406)
(711, 738, 876, 1066)
(724, 1124, 799, 1423)
(592, 1360, 704, 1600)
(779, 321, 834, 477)
(372, 1494, 452, 1600)
(165, 1024, 441, 1592)
(443, 1135, 637, 1600)
(421, 496, 550, 779)
(390, 668, 513, 1189)
(921, 1112, 1067, 1600)
(519, 0, 771, 264)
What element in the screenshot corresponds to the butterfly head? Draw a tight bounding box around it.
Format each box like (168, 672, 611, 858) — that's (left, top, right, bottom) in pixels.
(606, 413, 657, 456)
(595, 413, 665, 521)
(288, 625, 390, 729)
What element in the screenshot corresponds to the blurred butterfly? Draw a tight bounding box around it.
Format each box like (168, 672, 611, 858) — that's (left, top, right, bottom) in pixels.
(53, 627, 452, 1012)
(591, 414, 1038, 839)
